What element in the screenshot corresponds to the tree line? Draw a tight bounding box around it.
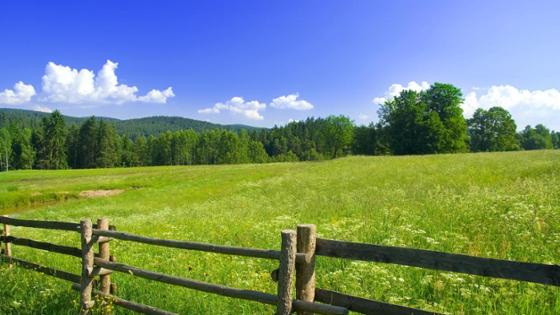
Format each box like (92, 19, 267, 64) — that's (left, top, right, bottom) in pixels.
(0, 83, 558, 171)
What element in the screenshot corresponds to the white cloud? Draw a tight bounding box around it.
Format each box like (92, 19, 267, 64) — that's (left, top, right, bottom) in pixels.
(372, 81, 430, 105)
(477, 85, 560, 111)
(462, 91, 480, 117)
(373, 81, 560, 129)
(358, 113, 369, 122)
(32, 105, 53, 113)
(0, 81, 36, 105)
(270, 93, 314, 110)
(463, 85, 560, 130)
(138, 87, 175, 104)
(41, 60, 174, 104)
(198, 96, 266, 120)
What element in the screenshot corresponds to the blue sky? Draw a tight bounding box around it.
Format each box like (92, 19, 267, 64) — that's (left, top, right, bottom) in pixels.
(1, 1, 559, 129)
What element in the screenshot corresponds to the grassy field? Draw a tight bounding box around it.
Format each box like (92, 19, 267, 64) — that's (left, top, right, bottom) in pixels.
(0, 151, 559, 314)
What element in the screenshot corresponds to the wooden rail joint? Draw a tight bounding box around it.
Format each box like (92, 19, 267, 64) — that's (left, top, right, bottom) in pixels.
(96, 217, 113, 309)
(94, 236, 112, 243)
(90, 267, 113, 277)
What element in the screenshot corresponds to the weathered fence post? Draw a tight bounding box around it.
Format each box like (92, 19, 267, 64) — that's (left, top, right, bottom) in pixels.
(296, 224, 317, 315)
(277, 230, 297, 315)
(80, 219, 94, 314)
(110, 255, 118, 295)
(97, 218, 111, 295)
(3, 223, 12, 268)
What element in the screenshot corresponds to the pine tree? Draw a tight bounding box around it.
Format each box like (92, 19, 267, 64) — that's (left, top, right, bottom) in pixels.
(134, 136, 150, 166)
(38, 111, 67, 169)
(96, 120, 119, 168)
(10, 127, 34, 169)
(120, 136, 139, 167)
(66, 125, 80, 168)
(78, 117, 98, 168)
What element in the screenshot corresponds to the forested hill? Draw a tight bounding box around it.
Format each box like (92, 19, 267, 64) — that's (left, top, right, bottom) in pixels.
(114, 116, 260, 137)
(1, 83, 558, 171)
(0, 108, 260, 138)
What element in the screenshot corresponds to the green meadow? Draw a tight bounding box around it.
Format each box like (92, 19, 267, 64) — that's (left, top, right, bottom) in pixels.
(0, 150, 559, 314)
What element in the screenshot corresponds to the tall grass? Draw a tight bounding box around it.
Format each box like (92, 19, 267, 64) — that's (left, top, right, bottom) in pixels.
(1, 150, 559, 314)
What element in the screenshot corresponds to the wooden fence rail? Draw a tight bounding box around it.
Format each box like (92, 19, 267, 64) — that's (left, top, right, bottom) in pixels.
(315, 238, 560, 286)
(1, 215, 559, 315)
(0, 216, 116, 231)
(92, 228, 282, 260)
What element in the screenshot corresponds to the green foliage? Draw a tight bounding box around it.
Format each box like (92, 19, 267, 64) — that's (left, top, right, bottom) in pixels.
(78, 117, 99, 168)
(552, 131, 560, 149)
(422, 83, 469, 153)
(216, 130, 243, 164)
(258, 116, 354, 160)
(324, 115, 354, 158)
(36, 111, 68, 169)
(519, 124, 553, 150)
(352, 123, 388, 155)
(12, 128, 34, 169)
(66, 125, 80, 168)
(247, 140, 269, 163)
(271, 150, 299, 162)
(96, 120, 119, 168)
(468, 107, 520, 152)
(353, 125, 376, 155)
(0, 127, 12, 171)
(119, 135, 139, 167)
(0, 108, 258, 137)
(195, 130, 221, 164)
(166, 130, 196, 165)
(0, 93, 557, 171)
(379, 83, 469, 154)
(134, 136, 150, 166)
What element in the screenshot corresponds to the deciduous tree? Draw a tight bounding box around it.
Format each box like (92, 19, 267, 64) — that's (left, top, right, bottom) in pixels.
(468, 107, 520, 151)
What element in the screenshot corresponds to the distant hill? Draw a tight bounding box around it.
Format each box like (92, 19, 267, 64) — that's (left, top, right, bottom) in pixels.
(0, 108, 261, 137)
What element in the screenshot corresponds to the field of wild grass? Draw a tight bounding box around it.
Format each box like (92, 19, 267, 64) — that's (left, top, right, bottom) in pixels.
(0, 150, 559, 314)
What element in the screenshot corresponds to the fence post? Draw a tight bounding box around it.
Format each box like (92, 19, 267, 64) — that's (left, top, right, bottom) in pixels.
(80, 219, 94, 314)
(296, 224, 316, 315)
(2, 223, 12, 268)
(277, 230, 297, 315)
(97, 218, 111, 295)
(110, 255, 118, 295)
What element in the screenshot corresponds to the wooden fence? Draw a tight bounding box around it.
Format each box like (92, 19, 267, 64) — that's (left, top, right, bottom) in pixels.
(1, 216, 559, 315)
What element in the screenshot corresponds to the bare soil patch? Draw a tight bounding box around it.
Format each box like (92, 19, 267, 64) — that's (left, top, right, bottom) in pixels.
(79, 189, 124, 198)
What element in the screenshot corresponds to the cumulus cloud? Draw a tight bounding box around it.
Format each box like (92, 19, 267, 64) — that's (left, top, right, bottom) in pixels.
(358, 113, 369, 122)
(270, 93, 313, 110)
(477, 85, 560, 111)
(32, 105, 53, 113)
(198, 96, 266, 120)
(373, 81, 560, 129)
(372, 81, 430, 105)
(0, 81, 36, 105)
(40, 60, 174, 104)
(461, 91, 480, 117)
(138, 88, 175, 104)
(463, 85, 560, 129)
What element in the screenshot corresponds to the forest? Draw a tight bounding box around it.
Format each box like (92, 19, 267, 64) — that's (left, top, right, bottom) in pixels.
(0, 83, 558, 171)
